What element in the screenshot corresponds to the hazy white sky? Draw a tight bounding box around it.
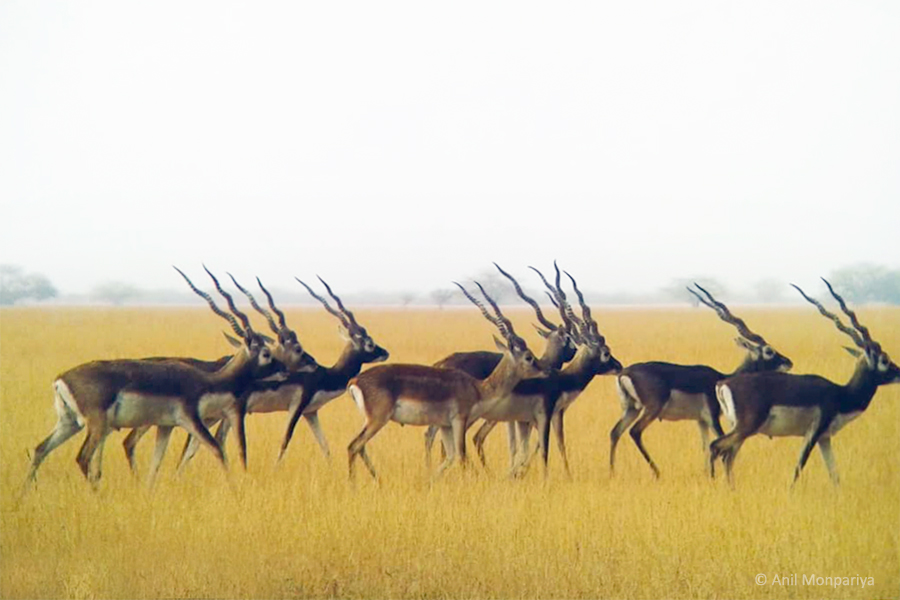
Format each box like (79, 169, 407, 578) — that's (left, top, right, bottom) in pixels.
(1, 1, 898, 297)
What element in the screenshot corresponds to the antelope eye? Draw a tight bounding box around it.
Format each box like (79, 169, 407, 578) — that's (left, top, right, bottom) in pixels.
(763, 346, 774, 359)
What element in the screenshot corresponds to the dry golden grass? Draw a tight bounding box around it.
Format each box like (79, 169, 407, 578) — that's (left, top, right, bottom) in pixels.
(1, 305, 898, 599)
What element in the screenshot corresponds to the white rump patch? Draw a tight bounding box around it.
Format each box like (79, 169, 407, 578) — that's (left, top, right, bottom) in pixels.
(716, 384, 736, 427)
(617, 376, 641, 410)
(348, 384, 366, 415)
(54, 380, 85, 427)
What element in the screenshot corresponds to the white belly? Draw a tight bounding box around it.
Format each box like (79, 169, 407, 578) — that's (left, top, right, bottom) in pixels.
(659, 391, 707, 421)
(555, 390, 582, 413)
(197, 392, 235, 419)
(247, 387, 298, 414)
(392, 398, 456, 426)
(304, 388, 344, 413)
(758, 406, 819, 437)
(757, 407, 864, 438)
(827, 411, 862, 435)
(109, 392, 182, 428)
(476, 393, 537, 422)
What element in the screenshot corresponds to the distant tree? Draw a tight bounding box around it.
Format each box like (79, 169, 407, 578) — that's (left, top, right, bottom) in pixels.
(0, 264, 58, 305)
(430, 288, 454, 309)
(466, 269, 514, 303)
(399, 292, 416, 308)
(828, 263, 900, 304)
(660, 277, 727, 307)
(90, 281, 141, 306)
(753, 278, 787, 304)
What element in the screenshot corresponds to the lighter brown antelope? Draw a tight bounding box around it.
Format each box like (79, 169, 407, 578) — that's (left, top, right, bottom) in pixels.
(345, 281, 547, 480)
(711, 279, 900, 487)
(425, 262, 577, 471)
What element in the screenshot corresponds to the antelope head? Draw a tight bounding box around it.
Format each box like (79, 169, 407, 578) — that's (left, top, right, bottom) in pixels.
(226, 273, 318, 373)
(494, 262, 577, 367)
(564, 270, 623, 374)
(688, 283, 793, 373)
(174, 266, 285, 379)
(454, 280, 548, 379)
(794, 279, 900, 385)
(296, 276, 390, 364)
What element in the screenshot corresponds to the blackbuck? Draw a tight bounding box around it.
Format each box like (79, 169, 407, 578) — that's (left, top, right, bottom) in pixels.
(710, 280, 900, 487)
(156, 275, 387, 469)
(610, 284, 793, 478)
(121, 274, 320, 478)
(477, 270, 622, 478)
(270, 276, 389, 461)
(425, 262, 578, 471)
(132, 275, 386, 471)
(345, 281, 547, 480)
(24, 267, 290, 489)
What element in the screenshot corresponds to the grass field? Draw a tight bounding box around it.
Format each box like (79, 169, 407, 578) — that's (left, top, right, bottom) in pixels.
(1, 305, 898, 599)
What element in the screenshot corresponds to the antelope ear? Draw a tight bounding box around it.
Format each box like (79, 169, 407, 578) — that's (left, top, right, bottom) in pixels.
(259, 333, 275, 344)
(533, 324, 550, 339)
(493, 335, 509, 352)
(842, 346, 863, 359)
(223, 332, 243, 348)
(734, 337, 759, 355)
(336, 324, 351, 342)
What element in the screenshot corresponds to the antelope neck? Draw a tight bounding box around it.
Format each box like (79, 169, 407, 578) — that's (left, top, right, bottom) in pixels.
(329, 342, 366, 378)
(842, 359, 880, 411)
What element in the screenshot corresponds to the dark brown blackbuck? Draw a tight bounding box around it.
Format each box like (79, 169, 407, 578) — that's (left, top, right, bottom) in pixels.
(425, 262, 578, 471)
(271, 276, 389, 461)
(481, 269, 623, 478)
(24, 267, 294, 490)
(128, 274, 387, 474)
(155, 275, 388, 469)
(121, 273, 321, 480)
(345, 281, 547, 480)
(610, 284, 793, 478)
(710, 280, 900, 487)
